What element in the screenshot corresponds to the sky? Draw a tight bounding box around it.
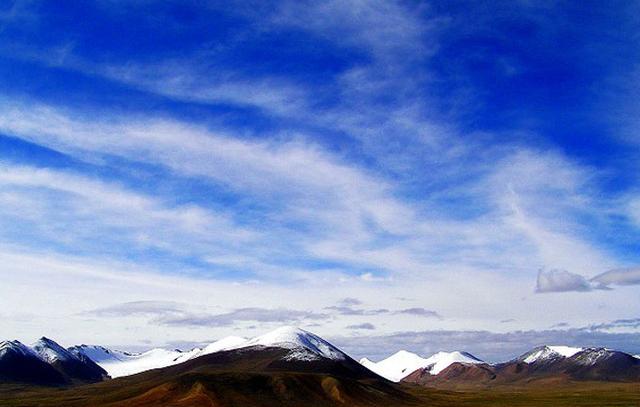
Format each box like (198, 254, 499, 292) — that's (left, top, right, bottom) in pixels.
(0, 0, 639, 362)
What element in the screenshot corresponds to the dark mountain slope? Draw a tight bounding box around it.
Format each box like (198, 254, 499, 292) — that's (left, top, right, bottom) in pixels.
(32, 337, 109, 383)
(0, 340, 66, 386)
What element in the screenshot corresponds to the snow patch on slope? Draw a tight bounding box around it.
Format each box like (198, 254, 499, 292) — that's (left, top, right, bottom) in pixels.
(172, 336, 247, 364)
(68, 345, 134, 364)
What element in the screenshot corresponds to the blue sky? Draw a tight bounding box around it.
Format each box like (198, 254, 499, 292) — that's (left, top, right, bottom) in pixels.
(0, 1, 639, 360)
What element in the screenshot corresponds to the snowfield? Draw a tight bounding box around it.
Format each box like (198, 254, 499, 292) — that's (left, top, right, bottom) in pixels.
(71, 337, 248, 378)
(360, 350, 483, 382)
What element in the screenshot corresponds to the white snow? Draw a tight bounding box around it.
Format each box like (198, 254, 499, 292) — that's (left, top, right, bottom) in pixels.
(72, 336, 248, 378)
(0, 340, 38, 359)
(635, 354, 640, 360)
(91, 348, 183, 378)
(31, 337, 76, 363)
(360, 350, 483, 382)
(522, 345, 583, 364)
(426, 351, 484, 375)
(573, 348, 616, 366)
(172, 336, 248, 364)
(360, 350, 428, 382)
(68, 345, 134, 364)
(242, 326, 346, 361)
(202, 336, 247, 355)
(548, 346, 583, 358)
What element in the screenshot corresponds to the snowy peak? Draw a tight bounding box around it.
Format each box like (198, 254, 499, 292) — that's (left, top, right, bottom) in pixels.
(425, 351, 484, 375)
(519, 345, 583, 364)
(243, 326, 346, 361)
(360, 350, 427, 382)
(0, 340, 38, 359)
(571, 347, 630, 366)
(360, 350, 483, 382)
(32, 337, 77, 363)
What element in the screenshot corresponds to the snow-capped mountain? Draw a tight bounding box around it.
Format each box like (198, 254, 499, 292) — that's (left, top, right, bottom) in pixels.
(0, 340, 38, 359)
(0, 340, 67, 385)
(360, 350, 483, 382)
(67, 344, 132, 364)
(71, 347, 182, 378)
(70, 327, 351, 378)
(404, 344, 640, 387)
(518, 345, 583, 364)
(70, 336, 248, 378)
(69, 327, 359, 379)
(32, 337, 79, 363)
(243, 326, 346, 361)
(31, 337, 108, 382)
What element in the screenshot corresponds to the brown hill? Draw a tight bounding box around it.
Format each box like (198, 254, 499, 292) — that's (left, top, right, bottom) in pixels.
(403, 347, 640, 389)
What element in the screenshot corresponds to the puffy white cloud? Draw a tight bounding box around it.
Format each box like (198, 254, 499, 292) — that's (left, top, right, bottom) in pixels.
(535, 269, 593, 293)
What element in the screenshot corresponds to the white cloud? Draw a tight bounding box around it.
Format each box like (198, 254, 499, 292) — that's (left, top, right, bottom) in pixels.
(591, 267, 640, 287)
(0, 163, 257, 264)
(535, 268, 593, 293)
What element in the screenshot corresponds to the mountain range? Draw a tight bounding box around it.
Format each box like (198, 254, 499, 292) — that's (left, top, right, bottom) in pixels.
(1, 326, 639, 406)
(0, 337, 107, 385)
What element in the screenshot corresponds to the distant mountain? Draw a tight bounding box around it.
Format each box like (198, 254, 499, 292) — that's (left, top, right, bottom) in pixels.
(360, 350, 483, 382)
(0, 340, 66, 385)
(69, 336, 247, 378)
(243, 326, 348, 361)
(517, 345, 583, 364)
(403, 345, 640, 388)
(73, 326, 379, 381)
(32, 337, 108, 383)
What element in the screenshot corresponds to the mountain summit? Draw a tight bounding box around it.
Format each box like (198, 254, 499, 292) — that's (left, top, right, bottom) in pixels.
(242, 326, 347, 361)
(0, 340, 66, 385)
